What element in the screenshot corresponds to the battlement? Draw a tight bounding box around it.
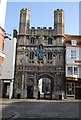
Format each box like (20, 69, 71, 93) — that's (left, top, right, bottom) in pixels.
(54, 9, 64, 12)
(31, 27, 53, 30)
(20, 8, 30, 12)
(19, 8, 64, 35)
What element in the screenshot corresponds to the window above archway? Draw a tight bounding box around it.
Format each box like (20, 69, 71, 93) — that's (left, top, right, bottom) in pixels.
(48, 37, 52, 44)
(30, 37, 35, 44)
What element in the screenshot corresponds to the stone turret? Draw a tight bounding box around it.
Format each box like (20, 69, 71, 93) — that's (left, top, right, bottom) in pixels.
(54, 9, 64, 35)
(19, 8, 30, 34)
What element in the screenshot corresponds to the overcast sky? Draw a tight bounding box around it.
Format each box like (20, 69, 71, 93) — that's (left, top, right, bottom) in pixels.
(5, 2, 79, 35)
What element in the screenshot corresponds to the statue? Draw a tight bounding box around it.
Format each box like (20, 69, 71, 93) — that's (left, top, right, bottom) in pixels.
(38, 45, 43, 60)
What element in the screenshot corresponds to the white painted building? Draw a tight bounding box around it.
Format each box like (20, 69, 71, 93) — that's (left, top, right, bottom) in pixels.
(66, 47, 80, 78)
(2, 30, 17, 98)
(65, 34, 81, 99)
(0, 0, 7, 29)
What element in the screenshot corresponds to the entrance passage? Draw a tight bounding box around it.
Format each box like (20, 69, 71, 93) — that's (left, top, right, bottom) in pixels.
(75, 87, 81, 99)
(27, 86, 33, 98)
(3, 83, 10, 98)
(38, 77, 52, 99)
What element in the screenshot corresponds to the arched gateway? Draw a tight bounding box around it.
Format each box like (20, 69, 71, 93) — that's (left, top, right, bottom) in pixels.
(33, 73, 54, 99)
(14, 8, 65, 99)
(14, 68, 65, 99)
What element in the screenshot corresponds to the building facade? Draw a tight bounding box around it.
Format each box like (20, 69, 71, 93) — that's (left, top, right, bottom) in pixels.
(0, 27, 6, 98)
(0, 0, 7, 97)
(65, 34, 81, 99)
(14, 9, 65, 99)
(2, 30, 17, 99)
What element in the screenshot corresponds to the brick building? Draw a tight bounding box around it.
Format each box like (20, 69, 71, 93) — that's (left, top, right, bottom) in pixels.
(0, 27, 6, 97)
(0, 0, 7, 97)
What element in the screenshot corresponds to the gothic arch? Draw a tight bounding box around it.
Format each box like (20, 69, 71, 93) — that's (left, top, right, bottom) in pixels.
(36, 73, 54, 91)
(37, 73, 54, 81)
(36, 73, 54, 99)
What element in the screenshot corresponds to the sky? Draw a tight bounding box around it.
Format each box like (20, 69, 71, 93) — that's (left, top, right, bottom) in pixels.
(5, 2, 79, 35)
(7, 0, 80, 2)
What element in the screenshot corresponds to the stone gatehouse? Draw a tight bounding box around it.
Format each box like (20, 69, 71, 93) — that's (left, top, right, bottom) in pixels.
(14, 8, 65, 99)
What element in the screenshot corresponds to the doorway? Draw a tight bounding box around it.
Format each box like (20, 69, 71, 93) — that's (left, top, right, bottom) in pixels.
(27, 86, 33, 98)
(75, 87, 81, 99)
(3, 83, 10, 98)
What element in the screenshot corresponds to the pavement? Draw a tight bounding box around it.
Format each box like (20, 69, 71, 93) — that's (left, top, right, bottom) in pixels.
(0, 100, 16, 119)
(0, 98, 81, 103)
(0, 98, 81, 119)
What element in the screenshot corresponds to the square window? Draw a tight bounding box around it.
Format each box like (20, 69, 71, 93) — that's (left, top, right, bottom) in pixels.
(71, 50, 76, 59)
(71, 40, 77, 46)
(67, 66, 78, 76)
(68, 67, 73, 75)
(74, 67, 78, 75)
(48, 38, 52, 44)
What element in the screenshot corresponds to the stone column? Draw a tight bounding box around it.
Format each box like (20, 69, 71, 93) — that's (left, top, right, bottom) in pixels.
(24, 72, 27, 98)
(53, 55, 55, 65)
(21, 73, 25, 98)
(44, 55, 47, 64)
(22, 73, 24, 90)
(34, 56, 38, 65)
(52, 74, 56, 99)
(33, 73, 38, 99)
(9, 79, 14, 99)
(25, 72, 27, 89)
(0, 80, 2, 98)
(25, 72, 28, 98)
(21, 73, 27, 98)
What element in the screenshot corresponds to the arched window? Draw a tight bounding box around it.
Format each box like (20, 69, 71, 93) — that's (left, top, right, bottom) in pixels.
(48, 52, 52, 60)
(30, 37, 35, 44)
(48, 37, 52, 44)
(30, 51, 34, 59)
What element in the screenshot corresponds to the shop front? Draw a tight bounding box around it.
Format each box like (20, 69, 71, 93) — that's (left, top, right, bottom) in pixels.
(2, 79, 14, 98)
(66, 78, 81, 99)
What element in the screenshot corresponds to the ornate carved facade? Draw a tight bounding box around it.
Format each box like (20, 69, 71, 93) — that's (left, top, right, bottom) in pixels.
(14, 9, 65, 99)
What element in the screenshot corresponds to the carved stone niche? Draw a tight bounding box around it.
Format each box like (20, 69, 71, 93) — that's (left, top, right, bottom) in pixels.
(35, 53, 37, 56)
(44, 53, 47, 56)
(53, 54, 56, 57)
(26, 53, 28, 56)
